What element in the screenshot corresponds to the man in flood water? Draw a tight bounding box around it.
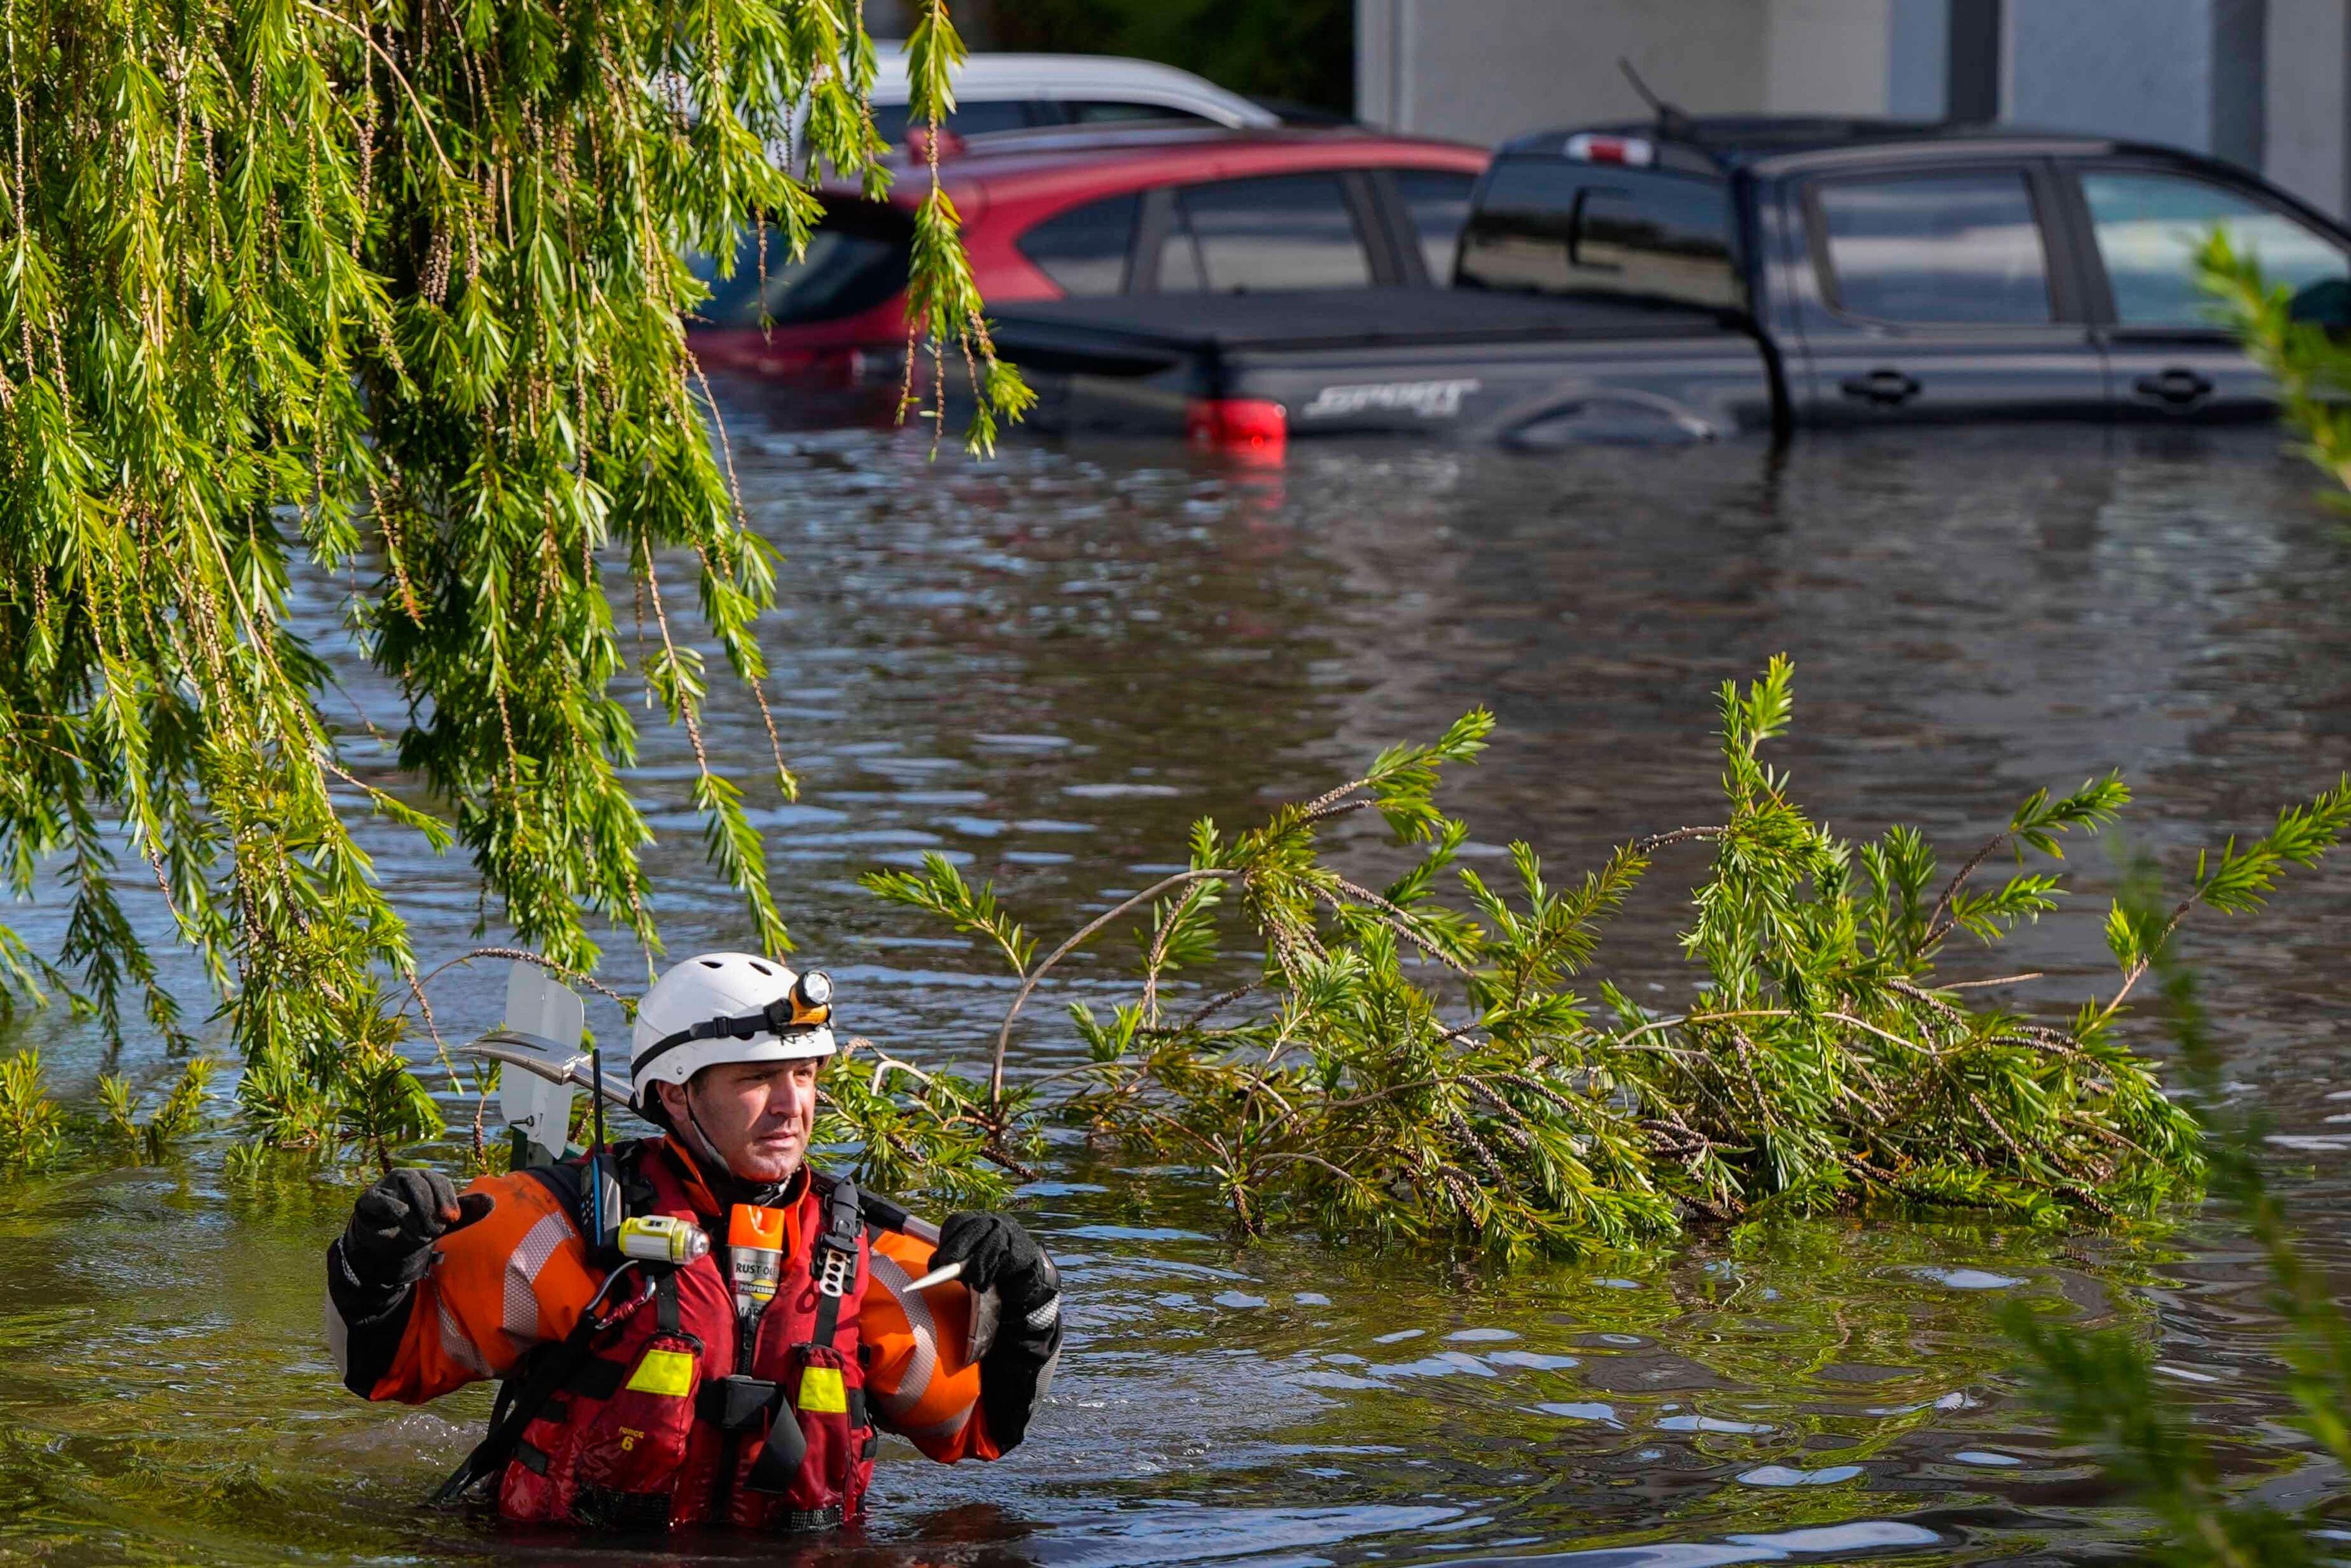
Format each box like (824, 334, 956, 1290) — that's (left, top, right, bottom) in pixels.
(323, 953, 1060, 1532)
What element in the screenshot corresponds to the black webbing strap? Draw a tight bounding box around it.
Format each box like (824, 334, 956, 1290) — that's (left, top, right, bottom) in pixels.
(430, 1266, 642, 1507)
(654, 1269, 681, 1334)
(630, 997, 825, 1082)
(809, 1176, 862, 1347)
(749, 1392, 808, 1491)
(567, 1357, 625, 1401)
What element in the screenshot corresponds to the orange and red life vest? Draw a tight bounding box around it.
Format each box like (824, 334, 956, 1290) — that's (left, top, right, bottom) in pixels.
(492, 1141, 880, 1529)
(327, 1134, 1010, 1532)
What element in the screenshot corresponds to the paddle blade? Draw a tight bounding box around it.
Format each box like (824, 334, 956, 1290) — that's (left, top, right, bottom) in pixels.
(498, 964, 584, 1162)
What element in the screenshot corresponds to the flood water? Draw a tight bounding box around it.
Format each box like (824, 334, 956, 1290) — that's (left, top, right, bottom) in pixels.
(7, 410, 2351, 1565)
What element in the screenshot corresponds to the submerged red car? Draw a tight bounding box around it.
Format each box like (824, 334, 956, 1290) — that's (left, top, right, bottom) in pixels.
(686, 125, 1490, 379)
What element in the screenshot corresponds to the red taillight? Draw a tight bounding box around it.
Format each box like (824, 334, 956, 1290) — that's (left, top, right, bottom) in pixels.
(903, 126, 967, 161)
(1184, 397, 1287, 461)
(1564, 132, 1655, 168)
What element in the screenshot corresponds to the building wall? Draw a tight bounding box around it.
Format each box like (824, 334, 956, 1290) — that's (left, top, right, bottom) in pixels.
(1766, 0, 1895, 113)
(1354, 0, 1900, 144)
(2267, 0, 2350, 212)
(1886, 0, 1951, 116)
(1352, 0, 2349, 216)
(2007, 1, 2216, 150)
(1356, 0, 1772, 141)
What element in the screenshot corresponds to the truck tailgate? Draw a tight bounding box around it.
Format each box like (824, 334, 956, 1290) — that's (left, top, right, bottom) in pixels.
(988, 288, 1776, 445)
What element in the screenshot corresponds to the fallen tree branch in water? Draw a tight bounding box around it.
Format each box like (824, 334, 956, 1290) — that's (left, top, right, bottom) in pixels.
(863, 658, 2349, 1258)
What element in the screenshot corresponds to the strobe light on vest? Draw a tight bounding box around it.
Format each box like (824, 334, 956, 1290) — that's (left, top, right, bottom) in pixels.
(618, 1214, 710, 1266)
(728, 1204, 788, 1317)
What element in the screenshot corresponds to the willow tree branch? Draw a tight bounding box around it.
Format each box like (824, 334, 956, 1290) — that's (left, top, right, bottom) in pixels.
(2097, 893, 2200, 1023)
(989, 867, 1239, 1108)
(1632, 825, 1728, 853)
(291, 0, 456, 177)
(1324, 876, 1472, 973)
(407, 944, 637, 1011)
(1923, 828, 2012, 947)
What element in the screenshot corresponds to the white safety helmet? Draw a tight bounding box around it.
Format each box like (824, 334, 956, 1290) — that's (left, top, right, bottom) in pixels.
(630, 951, 837, 1112)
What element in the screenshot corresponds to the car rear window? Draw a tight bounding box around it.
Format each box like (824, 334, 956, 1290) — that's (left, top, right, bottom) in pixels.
(1458, 156, 1737, 309)
(869, 99, 1038, 145)
(1155, 174, 1373, 293)
(1018, 193, 1140, 296)
(1815, 171, 2051, 324)
(1063, 101, 1214, 125)
(689, 202, 913, 328)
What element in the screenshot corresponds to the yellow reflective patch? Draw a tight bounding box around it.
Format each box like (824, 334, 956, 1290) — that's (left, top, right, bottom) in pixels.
(798, 1365, 847, 1414)
(624, 1349, 695, 1398)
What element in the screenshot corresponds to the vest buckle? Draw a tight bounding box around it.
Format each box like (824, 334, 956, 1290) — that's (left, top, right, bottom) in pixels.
(814, 1245, 853, 1299)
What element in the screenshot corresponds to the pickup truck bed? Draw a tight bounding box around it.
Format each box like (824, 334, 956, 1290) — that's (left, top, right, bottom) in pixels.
(989, 288, 1778, 448)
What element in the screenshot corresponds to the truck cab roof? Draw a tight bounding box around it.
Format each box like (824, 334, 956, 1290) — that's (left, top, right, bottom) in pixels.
(1496, 115, 2217, 178)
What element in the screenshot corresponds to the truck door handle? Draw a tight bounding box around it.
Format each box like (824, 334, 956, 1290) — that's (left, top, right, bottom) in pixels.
(2134, 367, 2214, 406)
(1840, 369, 1920, 406)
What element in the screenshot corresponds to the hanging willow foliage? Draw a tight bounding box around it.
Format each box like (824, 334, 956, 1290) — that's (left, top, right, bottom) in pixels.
(0, 0, 1022, 1136)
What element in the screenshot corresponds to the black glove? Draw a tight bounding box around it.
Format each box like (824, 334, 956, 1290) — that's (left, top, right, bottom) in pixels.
(931, 1210, 1062, 1453)
(933, 1210, 1057, 1317)
(341, 1168, 494, 1288)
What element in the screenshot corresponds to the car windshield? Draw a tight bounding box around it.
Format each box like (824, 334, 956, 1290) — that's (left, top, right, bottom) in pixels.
(688, 203, 913, 328)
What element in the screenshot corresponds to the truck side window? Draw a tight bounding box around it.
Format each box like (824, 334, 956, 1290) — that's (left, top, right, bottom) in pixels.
(1457, 157, 1736, 308)
(1018, 193, 1141, 296)
(1392, 169, 1477, 283)
(2080, 172, 2351, 328)
(1815, 173, 2051, 324)
(1156, 175, 1374, 293)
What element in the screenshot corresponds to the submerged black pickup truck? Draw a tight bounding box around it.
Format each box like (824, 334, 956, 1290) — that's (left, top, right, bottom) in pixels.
(989, 116, 2351, 449)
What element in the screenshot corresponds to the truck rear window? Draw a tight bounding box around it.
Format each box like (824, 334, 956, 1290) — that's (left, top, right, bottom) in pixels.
(689, 203, 913, 328)
(1459, 157, 1738, 309)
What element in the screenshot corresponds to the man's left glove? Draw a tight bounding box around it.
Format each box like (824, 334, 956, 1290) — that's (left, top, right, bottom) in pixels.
(930, 1210, 1062, 1452)
(932, 1210, 1058, 1325)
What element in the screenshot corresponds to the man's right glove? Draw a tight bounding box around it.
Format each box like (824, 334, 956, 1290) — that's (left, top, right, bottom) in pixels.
(340, 1168, 494, 1288)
